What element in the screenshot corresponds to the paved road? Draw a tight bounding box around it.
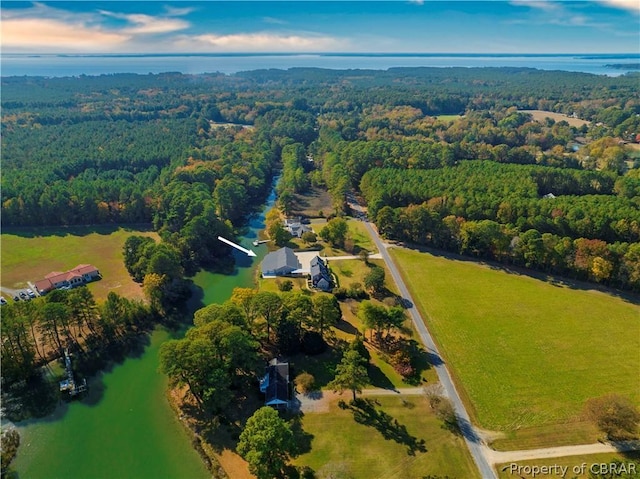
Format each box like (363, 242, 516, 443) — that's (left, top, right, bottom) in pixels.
(362, 219, 498, 479)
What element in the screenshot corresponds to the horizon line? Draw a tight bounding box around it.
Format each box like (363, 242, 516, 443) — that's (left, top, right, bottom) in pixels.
(4, 51, 639, 57)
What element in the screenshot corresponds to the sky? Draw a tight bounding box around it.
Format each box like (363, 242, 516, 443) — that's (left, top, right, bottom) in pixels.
(2, 1, 639, 54)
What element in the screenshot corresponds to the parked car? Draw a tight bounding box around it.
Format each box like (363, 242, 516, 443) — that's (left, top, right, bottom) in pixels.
(19, 291, 28, 299)
(13, 295, 20, 301)
(0, 297, 7, 305)
(27, 288, 36, 298)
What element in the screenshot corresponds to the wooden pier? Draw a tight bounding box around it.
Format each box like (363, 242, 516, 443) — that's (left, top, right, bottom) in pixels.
(59, 349, 87, 397)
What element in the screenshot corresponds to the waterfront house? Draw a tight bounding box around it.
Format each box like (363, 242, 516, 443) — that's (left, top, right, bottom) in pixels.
(259, 358, 290, 410)
(261, 247, 302, 277)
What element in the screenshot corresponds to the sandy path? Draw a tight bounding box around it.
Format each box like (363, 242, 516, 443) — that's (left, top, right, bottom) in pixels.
(486, 440, 640, 465)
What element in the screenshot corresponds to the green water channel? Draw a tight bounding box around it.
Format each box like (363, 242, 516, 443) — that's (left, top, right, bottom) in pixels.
(11, 184, 276, 479)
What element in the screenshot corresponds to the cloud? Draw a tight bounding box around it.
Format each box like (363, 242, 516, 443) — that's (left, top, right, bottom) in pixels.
(509, 0, 560, 12)
(263, 16, 288, 25)
(1, 3, 129, 51)
(1, 2, 194, 52)
(1, 17, 129, 51)
(408, 0, 425, 5)
(176, 32, 344, 52)
(98, 10, 189, 34)
(512, 0, 639, 13)
(597, 0, 640, 12)
(163, 6, 196, 17)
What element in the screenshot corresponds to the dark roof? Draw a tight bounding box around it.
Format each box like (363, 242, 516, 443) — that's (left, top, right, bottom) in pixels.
(310, 255, 329, 278)
(310, 256, 333, 290)
(262, 247, 301, 274)
(262, 359, 289, 407)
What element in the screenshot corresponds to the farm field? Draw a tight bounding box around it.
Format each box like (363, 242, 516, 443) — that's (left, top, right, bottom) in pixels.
(293, 394, 481, 479)
(390, 248, 640, 447)
(1, 225, 159, 302)
(519, 109, 590, 128)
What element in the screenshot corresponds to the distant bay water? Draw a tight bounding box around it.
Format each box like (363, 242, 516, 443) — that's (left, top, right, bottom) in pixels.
(2, 53, 639, 77)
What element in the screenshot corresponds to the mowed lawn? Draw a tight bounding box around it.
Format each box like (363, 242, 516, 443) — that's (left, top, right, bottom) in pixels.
(390, 248, 640, 434)
(1, 225, 159, 302)
(293, 395, 480, 479)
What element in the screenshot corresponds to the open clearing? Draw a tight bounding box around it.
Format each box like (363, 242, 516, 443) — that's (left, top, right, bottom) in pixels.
(293, 394, 481, 479)
(520, 109, 590, 128)
(304, 218, 377, 256)
(434, 114, 463, 122)
(1, 225, 159, 302)
(390, 248, 640, 446)
(291, 186, 334, 218)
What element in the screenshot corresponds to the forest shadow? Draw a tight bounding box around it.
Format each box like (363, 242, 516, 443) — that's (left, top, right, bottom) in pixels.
(193, 386, 265, 457)
(180, 281, 204, 319)
(424, 351, 443, 367)
(290, 347, 342, 388)
(2, 375, 63, 424)
(2, 223, 154, 239)
(5, 330, 154, 424)
(617, 449, 640, 461)
(334, 318, 359, 336)
(232, 248, 258, 270)
(367, 363, 396, 390)
(456, 416, 479, 442)
(290, 414, 314, 455)
(344, 398, 427, 455)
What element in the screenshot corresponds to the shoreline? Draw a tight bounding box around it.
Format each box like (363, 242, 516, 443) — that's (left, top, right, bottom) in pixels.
(165, 387, 229, 479)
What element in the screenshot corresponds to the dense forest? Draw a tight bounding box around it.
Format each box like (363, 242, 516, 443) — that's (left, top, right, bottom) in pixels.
(2, 68, 640, 291)
(2, 66, 639, 388)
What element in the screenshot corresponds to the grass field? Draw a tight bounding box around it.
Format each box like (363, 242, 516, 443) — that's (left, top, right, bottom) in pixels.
(293, 395, 481, 479)
(497, 452, 640, 479)
(434, 114, 463, 122)
(305, 218, 377, 257)
(390, 248, 640, 443)
(519, 109, 590, 128)
(1, 225, 159, 302)
(331, 258, 389, 290)
(257, 275, 308, 293)
(345, 219, 377, 254)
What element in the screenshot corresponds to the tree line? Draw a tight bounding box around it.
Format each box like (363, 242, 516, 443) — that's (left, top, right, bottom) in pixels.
(360, 162, 637, 243)
(1, 287, 151, 388)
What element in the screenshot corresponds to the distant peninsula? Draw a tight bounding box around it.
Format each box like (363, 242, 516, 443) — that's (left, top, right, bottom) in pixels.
(605, 63, 640, 70)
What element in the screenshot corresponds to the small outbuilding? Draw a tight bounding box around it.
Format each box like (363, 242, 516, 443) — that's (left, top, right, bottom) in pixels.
(261, 247, 302, 277)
